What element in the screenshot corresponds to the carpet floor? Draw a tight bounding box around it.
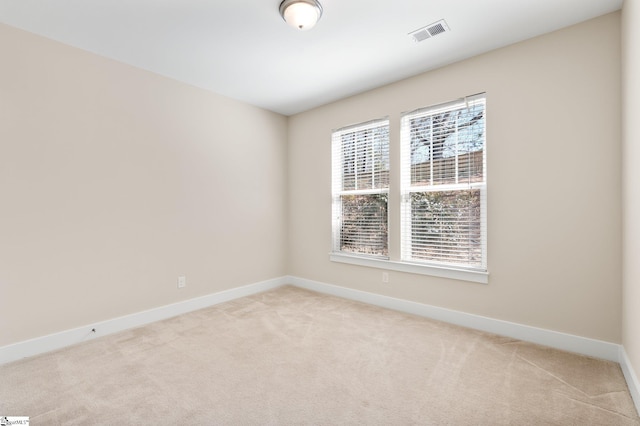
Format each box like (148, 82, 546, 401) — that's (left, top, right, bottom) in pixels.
(1, 285, 638, 425)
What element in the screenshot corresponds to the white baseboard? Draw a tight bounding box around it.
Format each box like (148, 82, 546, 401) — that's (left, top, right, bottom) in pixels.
(620, 346, 640, 415)
(0, 274, 628, 374)
(3, 274, 638, 415)
(287, 276, 621, 362)
(0, 277, 287, 365)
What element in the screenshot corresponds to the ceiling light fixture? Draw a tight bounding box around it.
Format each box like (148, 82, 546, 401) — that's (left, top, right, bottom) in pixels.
(279, 0, 323, 31)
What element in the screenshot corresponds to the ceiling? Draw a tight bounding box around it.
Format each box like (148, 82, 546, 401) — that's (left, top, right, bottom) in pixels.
(0, 0, 623, 116)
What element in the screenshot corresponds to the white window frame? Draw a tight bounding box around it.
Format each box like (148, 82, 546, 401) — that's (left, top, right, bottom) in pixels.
(400, 94, 487, 272)
(329, 95, 488, 285)
(331, 119, 390, 259)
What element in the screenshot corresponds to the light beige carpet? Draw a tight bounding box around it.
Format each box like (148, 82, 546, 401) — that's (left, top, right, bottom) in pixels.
(1, 285, 638, 425)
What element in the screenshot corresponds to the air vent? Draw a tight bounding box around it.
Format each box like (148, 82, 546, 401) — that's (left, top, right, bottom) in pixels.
(409, 19, 450, 43)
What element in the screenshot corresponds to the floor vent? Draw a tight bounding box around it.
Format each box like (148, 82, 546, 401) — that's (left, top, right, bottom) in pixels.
(409, 19, 450, 43)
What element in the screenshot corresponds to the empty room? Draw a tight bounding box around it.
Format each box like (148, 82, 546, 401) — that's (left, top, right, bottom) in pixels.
(1, 0, 640, 424)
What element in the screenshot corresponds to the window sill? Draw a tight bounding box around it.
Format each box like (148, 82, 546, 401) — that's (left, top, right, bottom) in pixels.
(329, 253, 488, 284)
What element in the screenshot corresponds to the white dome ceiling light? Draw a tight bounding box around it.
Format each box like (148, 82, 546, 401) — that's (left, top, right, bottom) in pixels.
(279, 0, 323, 31)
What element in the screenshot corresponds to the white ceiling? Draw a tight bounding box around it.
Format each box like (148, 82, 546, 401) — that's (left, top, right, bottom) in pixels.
(0, 0, 623, 115)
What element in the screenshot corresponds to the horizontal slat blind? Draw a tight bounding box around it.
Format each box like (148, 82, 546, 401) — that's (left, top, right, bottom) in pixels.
(332, 119, 389, 257)
(400, 95, 486, 270)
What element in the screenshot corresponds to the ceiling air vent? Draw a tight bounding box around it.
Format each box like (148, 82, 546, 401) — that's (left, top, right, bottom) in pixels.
(409, 19, 450, 43)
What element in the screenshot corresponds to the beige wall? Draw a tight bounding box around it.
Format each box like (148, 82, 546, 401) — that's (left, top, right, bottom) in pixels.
(623, 0, 640, 379)
(288, 13, 622, 342)
(0, 23, 288, 346)
(0, 12, 626, 350)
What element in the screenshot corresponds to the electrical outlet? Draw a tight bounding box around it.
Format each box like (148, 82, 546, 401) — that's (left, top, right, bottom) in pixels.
(382, 272, 389, 283)
(177, 275, 186, 289)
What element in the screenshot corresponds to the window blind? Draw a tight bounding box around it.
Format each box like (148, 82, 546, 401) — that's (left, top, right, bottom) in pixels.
(332, 119, 390, 257)
(400, 94, 486, 270)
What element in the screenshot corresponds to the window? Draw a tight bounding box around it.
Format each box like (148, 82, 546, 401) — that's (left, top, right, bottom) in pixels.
(332, 119, 389, 257)
(330, 94, 487, 282)
(401, 94, 486, 271)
